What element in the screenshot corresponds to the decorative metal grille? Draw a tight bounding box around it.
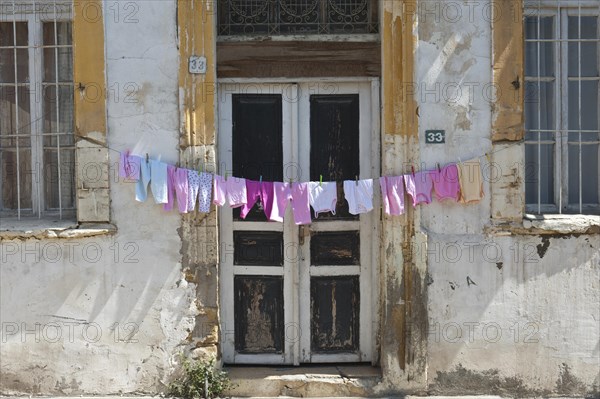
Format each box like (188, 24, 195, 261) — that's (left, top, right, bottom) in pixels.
(218, 0, 378, 36)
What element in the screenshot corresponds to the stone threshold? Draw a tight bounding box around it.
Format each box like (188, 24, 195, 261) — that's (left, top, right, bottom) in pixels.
(224, 364, 382, 397)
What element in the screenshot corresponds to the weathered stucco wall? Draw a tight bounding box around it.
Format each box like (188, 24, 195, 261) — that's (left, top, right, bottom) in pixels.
(416, 1, 600, 396)
(1, 0, 598, 397)
(0, 1, 197, 394)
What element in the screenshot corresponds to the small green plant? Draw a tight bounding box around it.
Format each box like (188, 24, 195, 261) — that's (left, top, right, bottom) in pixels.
(169, 357, 233, 398)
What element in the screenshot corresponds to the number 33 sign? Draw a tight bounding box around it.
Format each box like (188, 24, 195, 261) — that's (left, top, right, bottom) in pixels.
(425, 130, 446, 144)
(189, 56, 207, 74)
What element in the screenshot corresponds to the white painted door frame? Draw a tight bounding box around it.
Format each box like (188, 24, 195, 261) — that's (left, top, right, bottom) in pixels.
(218, 79, 380, 365)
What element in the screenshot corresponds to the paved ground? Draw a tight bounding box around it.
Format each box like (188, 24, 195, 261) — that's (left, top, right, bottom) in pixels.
(0, 396, 591, 399)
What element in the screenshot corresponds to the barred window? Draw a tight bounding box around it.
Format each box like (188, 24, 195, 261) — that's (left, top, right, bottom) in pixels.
(524, 1, 600, 214)
(0, 2, 75, 219)
(218, 0, 379, 36)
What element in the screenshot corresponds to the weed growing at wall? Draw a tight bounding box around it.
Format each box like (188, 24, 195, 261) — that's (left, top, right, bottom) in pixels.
(169, 357, 233, 399)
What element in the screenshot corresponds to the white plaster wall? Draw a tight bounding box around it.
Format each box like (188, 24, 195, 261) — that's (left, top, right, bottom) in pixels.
(425, 234, 600, 391)
(417, 0, 600, 393)
(0, 1, 196, 394)
(417, 0, 492, 235)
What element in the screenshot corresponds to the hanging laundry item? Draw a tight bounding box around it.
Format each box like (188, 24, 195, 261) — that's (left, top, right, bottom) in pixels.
(308, 181, 337, 218)
(272, 182, 311, 225)
(174, 167, 189, 213)
(164, 165, 176, 211)
(379, 176, 405, 215)
(405, 171, 433, 207)
(197, 172, 213, 213)
(457, 158, 484, 204)
(214, 176, 247, 208)
(213, 175, 227, 206)
(343, 179, 373, 215)
(135, 158, 151, 202)
(150, 160, 169, 204)
(430, 164, 460, 202)
(240, 180, 274, 220)
(226, 176, 247, 208)
(119, 151, 141, 181)
(187, 170, 201, 211)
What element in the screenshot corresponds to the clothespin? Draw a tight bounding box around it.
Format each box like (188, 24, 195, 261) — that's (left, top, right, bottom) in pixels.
(145, 153, 149, 163)
(411, 165, 415, 177)
(485, 152, 491, 163)
(319, 175, 323, 187)
(437, 162, 441, 172)
(355, 175, 359, 186)
(259, 175, 263, 183)
(224, 170, 228, 179)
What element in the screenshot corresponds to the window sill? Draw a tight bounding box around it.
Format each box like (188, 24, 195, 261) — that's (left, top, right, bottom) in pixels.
(486, 214, 600, 236)
(0, 218, 116, 240)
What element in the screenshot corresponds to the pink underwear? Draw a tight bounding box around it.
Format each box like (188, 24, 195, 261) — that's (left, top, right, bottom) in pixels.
(272, 182, 311, 225)
(379, 176, 405, 215)
(240, 180, 274, 220)
(430, 164, 460, 202)
(404, 171, 433, 206)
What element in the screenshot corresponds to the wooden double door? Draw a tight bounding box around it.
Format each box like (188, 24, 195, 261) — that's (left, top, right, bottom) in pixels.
(218, 80, 379, 365)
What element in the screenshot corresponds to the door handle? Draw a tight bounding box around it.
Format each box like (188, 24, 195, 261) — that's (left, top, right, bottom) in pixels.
(299, 225, 308, 246)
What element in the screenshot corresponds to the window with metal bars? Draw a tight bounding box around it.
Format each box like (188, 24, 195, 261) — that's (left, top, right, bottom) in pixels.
(0, 2, 75, 220)
(524, 1, 600, 215)
(217, 0, 379, 36)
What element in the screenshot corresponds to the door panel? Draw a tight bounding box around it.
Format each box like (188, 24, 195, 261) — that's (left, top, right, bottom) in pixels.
(220, 85, 295, 365)
(232, 94, 283, 182)
(310, 231, 360, 266)
(298, 81, 375, 364)
(234, 275, 284, 354)
(309, 94, 360, 220)
(232, 94, 283, 221)
(309, 94, 360, 181)
(233, 231, 284, 266)
(310, 276, 360, 353)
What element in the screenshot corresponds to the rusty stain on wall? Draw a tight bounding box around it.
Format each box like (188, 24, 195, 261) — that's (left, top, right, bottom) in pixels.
(73, 0, 106, 141)
(491, 0, 524, 142)
(380, 0, 427, 390)
(176, 0, 220, 364)
(382, 0, 417, 138)
(178, 0, 216, 148)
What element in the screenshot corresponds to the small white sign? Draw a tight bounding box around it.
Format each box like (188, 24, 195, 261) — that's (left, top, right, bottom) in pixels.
(189, 56, 207, 74)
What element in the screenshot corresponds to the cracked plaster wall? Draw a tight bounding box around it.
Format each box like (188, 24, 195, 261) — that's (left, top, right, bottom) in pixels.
(417, 1, 599, 396)
(0, 1, 197, 395)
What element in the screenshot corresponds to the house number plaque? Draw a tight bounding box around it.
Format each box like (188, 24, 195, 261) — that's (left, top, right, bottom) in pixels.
(425, 130, 446, 144)
(189, 56, 207, 74)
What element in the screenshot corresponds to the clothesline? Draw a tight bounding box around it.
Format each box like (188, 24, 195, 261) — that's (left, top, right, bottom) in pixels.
(119, 150, 485, 223)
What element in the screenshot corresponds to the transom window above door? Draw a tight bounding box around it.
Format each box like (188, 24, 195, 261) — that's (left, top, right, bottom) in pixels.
(217, 0, 379, 37)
